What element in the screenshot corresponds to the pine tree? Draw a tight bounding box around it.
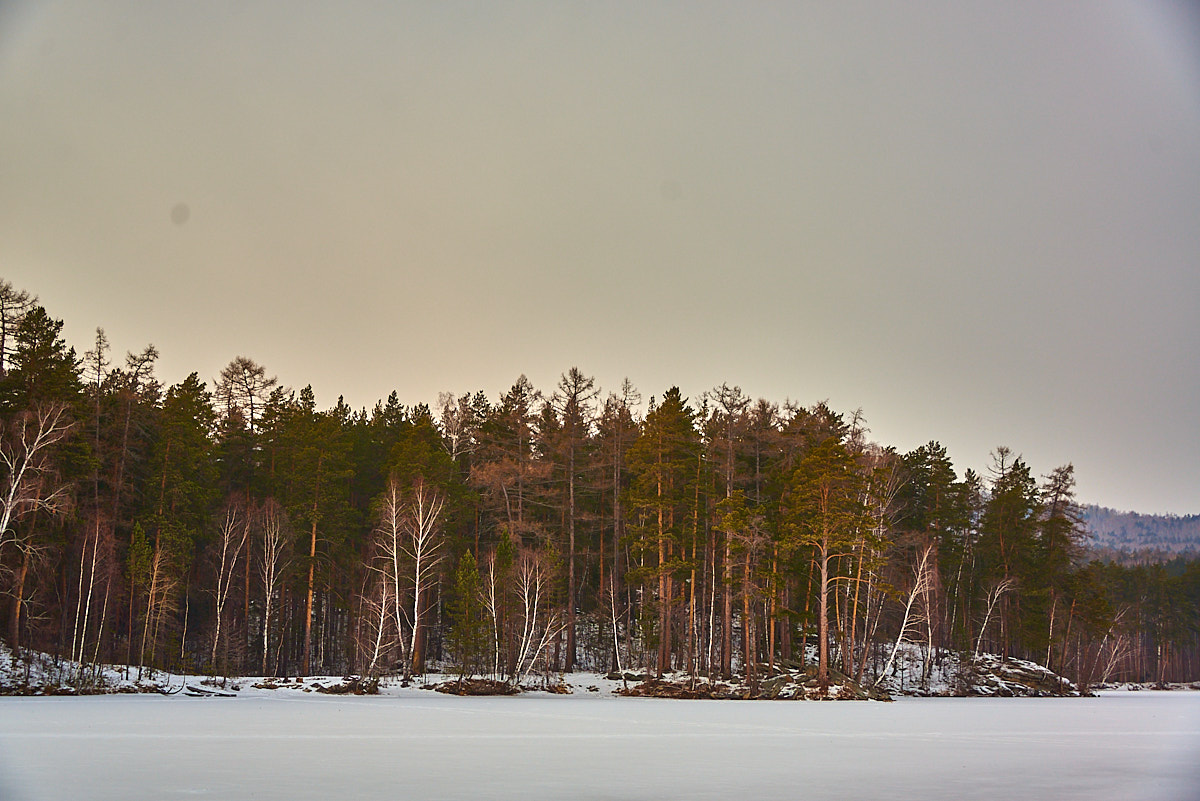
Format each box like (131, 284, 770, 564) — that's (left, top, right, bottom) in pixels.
(0, 305, 83, 413)
(474, 376, 545, 540)
(627, 388, 699, 676)
(0, 305, 83, 651)
(783, 436, 865, 693)
(547, 367, 598, 671)
(287, 386, 353, 676)
(594, 380, 640, 672)
(977, 447, 1041, 656)
(135, 374, 215, 669)
(0, 280, 37, 379)
(1037, 464, 1085, 669)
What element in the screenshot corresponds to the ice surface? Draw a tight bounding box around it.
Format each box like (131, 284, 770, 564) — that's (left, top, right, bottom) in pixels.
(1, 688, 1197, 801)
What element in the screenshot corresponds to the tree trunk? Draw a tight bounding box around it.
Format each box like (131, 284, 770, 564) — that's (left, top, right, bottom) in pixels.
(742, 556, 754, 685)
(303, 517, 317, 676)
(657, 499, 668, 677)
(566, 444, 576, 671)
(720, 536, 733, 679)
(768, 547, 778, 673)
(818, 534, 830, 693)
(8, 548, 28, 648)
(303, 456, 323, 676)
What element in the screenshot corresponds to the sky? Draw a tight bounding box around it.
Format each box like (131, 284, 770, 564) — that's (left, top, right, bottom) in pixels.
(1, 1, 1198, 514)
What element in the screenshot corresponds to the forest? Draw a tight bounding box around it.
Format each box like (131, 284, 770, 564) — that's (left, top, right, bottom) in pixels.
(1, 277, 1197, 692)
(1082, 505, 1200, 563)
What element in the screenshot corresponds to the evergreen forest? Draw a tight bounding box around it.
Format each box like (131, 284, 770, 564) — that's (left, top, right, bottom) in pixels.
(1, 279, 1197, 691)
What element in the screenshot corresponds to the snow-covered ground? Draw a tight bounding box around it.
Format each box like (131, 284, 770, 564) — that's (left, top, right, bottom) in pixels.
(1, 683, 1196, 801)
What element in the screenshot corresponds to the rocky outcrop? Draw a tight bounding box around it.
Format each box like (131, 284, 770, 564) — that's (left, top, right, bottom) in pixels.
(616, 666, 892, 701)
(955, 655, 1080, 697)
(433, 677, 520, 696)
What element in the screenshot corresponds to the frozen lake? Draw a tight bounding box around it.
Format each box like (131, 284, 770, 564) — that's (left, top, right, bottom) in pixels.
(1, 690, 1197, 801)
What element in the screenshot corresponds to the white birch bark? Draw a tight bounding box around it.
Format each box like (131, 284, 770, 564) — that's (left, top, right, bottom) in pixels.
(402, 478, 444, 679)
(211, 502, 249, 669)
(259, 500, 289, 675)
(876, 544, 936, 688)
(0, 405, 73, 552)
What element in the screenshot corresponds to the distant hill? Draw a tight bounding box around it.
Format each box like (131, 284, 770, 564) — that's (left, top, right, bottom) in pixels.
(1082, 505, 1200, 561)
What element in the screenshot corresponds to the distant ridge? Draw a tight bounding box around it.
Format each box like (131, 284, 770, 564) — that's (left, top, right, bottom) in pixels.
(1082, 505, 1200, 560)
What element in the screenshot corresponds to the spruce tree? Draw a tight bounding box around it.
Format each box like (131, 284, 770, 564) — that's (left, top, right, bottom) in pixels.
(448, 549, 488, 682)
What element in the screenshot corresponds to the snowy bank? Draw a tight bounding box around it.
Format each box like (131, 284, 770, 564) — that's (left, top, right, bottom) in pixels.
(8, 641, 1195, 701)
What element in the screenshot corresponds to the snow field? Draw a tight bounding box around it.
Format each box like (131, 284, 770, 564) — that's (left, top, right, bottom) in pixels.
(0, 689, 1197, 801)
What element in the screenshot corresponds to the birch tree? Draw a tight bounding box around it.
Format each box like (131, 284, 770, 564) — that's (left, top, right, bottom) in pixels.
(403, 477, 445, 678)
(359, 575, 394, 677)
(72, 330, 109, 670)
(975, 576, 1016, 659)
(210, 500, 250, 672)
(876, 541, 937, 688)
(258, 499, 290, 675)
(1, 402, 73, 651)
(437, 391, 483, 463)
(480, 545, 509, 678)
(136, 520, 188, 677)
(0, 307, 81, 522)
(512, 547, 565, 685)
(372, 477, 411, 670)
(0, 404, 74, 554)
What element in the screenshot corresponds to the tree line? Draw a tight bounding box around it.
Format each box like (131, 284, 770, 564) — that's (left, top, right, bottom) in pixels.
(1, 279, 1197, 689)
(1082, 505, 1200, 562)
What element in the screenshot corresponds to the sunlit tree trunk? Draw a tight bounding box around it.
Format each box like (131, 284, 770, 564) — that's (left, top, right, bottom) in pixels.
(302, 454, 323, 676)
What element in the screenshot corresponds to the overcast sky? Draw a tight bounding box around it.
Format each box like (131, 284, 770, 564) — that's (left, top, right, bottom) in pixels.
(2, 1, 1198, 514)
